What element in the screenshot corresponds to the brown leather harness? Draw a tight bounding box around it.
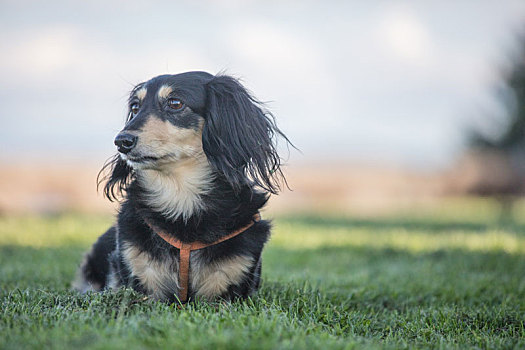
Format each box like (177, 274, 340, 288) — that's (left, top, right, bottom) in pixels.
(143, 213, 261, 303)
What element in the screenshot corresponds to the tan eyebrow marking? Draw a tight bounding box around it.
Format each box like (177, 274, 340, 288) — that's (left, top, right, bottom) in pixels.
(158, 85, 173, 99)
(135, 87, 147, 101)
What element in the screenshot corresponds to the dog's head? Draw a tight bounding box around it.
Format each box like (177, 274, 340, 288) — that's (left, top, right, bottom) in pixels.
(100, 71, 289, 200)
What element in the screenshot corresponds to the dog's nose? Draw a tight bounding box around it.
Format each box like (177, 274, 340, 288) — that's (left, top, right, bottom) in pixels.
(114, 133, 138, 154)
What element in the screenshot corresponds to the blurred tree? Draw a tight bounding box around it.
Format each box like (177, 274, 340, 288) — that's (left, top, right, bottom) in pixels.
(471, 36, 525, 153)
(465, 34, 525, 221)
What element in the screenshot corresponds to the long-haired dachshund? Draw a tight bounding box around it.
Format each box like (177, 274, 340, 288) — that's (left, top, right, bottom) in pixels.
(73, 72, 290, 303)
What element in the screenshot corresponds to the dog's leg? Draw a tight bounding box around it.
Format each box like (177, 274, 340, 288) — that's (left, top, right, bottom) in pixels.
(219, 253, 263, 301)
(72, 226, 116, 293)
(250, 256, 263, 291)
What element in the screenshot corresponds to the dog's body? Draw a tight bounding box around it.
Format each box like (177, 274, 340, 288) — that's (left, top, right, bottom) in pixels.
(74, 72, 289, 302)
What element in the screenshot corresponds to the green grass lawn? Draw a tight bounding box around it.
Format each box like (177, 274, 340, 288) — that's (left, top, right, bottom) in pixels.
(1, 199, 525, 349)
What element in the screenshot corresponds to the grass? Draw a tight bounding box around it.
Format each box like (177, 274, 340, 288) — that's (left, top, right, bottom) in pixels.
(1, 199, 525, 349)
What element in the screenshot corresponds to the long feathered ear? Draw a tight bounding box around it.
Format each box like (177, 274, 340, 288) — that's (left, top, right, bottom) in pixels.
(203, 75, 291, 194)
(97, 155, 133, 201)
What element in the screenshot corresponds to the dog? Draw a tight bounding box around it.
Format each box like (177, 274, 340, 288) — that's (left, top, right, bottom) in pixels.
(73, 71, 290, 303)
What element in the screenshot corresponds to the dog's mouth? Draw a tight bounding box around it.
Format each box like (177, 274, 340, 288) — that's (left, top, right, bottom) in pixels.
(120, 153, 176, 167)
(126, 155, 160, 162)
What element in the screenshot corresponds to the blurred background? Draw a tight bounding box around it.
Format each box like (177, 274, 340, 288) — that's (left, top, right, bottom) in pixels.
(2, 0, 525, 219)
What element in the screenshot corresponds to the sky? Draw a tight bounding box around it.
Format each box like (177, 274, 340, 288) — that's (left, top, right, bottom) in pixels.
(1, 0, 525, 169)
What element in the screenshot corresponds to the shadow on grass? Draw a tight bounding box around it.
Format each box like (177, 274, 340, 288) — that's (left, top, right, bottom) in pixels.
(278, 214, 525, 234)
(0, 244, 86, 291)
(263, 243, 525, 312)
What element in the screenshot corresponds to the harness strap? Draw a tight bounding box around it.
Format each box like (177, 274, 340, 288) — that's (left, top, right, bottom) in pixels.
(178, 243, 191, 302)
(143, 213, 261, 303)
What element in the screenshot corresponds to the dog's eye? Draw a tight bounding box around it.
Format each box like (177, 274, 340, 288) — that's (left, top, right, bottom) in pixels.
(130, 103, 140, 115)
(168, 98, 184, 110)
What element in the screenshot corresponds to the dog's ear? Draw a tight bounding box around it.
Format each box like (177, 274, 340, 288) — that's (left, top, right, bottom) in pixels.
(97, 155, 133, 201)
(203, 75, 289, 194)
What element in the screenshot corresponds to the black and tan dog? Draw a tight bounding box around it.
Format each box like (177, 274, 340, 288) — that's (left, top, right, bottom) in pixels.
(73, 72, 290, 303)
